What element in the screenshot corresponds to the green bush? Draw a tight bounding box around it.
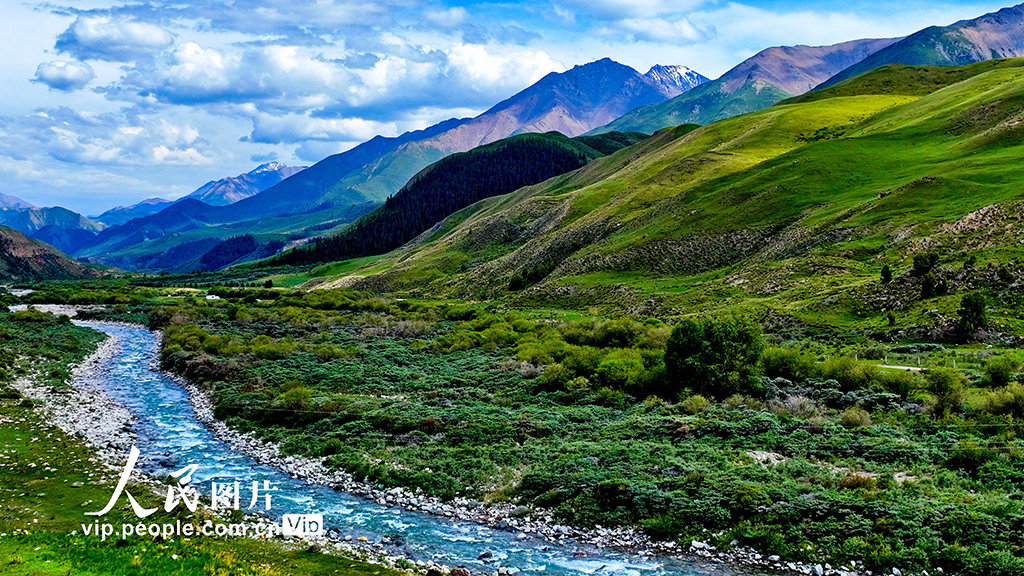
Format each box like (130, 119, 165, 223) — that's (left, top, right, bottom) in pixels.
(594, 387, 626, 408)
(680, 394, 712, 414)
(762, 347, 816, 381)
(594, 349, 645, 389)
(664, 316, 764, 399)
(322, 438, 344, 455)
(913, 252, 939, 274)
(817, 356, 878, 391)
(921, 272, 938, 299)
(278, 386, 312, 411)
(957, 293, 987, 338)
(984, 356, 1020, 387)
(875, 369, 921, 399)
(982, 382, 1024, 418)
(946, 440, 998, 474)
(925, 368, 967, 418)
(840, 407, 872, 429)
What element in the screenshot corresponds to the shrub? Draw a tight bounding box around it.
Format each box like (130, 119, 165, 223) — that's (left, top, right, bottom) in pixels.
(881, 264, 892, 283)
(983, 356, 1019, 387)
(921, 272, 937, 299)
(840, 407, 872, 429)
(762, 347, 816, 382)
(767, 395, 822, 418)
(982, 382, 1024, 418)
(680, 394, 711, 414)
(322, 438, 344, 455)
(912, 252, 939, 275)
(278, 386, 312, 411)
(838, 473, 877, 490)
(875, 369, 921, 399)
(664, 316, 764, 399)
(594, 349, 645, 389)
(946, 440, 997, 474)
(538, 363, 571, 389)
(565, 376, 591, 394)
(957, 293, 987, 338)
(561, 345, 603, 379)
(594, 387, 626, 408)
(723, 394, 763, 411)
(925, 368, 967, 418)
(817, 356, 878, 391)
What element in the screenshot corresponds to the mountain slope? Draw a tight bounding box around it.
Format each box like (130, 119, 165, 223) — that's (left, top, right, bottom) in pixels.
(93, 197, 175, 227)
(0, 207, 105, 254)
(311, 59, 1024, 325)
(0, 193, 33, 209)
(211, 117, 472, 223)
(92, 162, 306, 227)
(269, 131, 652, 267)
(0, 226, 100, 280)
(183, 162, 305, 206)
(818, 3, 1024, 89)
(593, 38, 898, 135)
(317, 59, 706, 203)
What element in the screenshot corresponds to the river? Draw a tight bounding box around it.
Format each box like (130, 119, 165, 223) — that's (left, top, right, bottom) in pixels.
(72, 321, 771, 576)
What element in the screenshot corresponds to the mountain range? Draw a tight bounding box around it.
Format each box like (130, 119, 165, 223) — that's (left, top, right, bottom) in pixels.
(0, 193, 33, 210)
(11, 2, 1024, 279)
(818, 3, 1024, 88)
(597, 3, 1024, 135)
(92, 162, 306, 226)
(306, 56, 1024, 323)
(313, 60, 707, 204)
(68, 60, 706, 271)
(0, 206, 105, 254)
(593, 37, 900, 134)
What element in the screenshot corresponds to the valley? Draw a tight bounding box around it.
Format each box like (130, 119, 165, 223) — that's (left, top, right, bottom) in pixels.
(3, 4, 1024, 576)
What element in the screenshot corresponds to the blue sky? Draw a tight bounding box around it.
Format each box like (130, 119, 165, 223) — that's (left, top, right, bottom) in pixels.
(0, 0, 1014, 214)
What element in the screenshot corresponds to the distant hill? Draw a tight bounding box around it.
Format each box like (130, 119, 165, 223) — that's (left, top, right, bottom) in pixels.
(0, 193, 33, 209)
(592, 38, 898, 135)
(197, 118, 473, 225)
(785, 57, 1024, 104)
(818, 3, 1024, 89)
(0, 207, 105, 254)
(317, 59, 707, 204)
(269, 131, 652, 267)
(92, 197, 175, 227)
(182, 162, 306, 207)
(0, 226, 100, 280)
(92, 162, 306, 227)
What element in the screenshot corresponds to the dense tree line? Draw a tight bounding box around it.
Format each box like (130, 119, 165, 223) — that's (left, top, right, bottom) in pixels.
(198, 234, 259, 271)
(267, 133, 643, 267)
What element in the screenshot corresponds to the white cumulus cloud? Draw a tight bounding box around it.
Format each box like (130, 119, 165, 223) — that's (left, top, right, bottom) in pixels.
(32, 60, 96, 91)
(55, 15, 175, 62)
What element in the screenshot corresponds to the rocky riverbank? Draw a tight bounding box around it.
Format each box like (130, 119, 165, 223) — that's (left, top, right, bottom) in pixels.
(10, 330, 136, 464)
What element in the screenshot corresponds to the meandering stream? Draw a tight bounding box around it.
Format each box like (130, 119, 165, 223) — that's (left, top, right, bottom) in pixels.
(73, 321, 769, 576)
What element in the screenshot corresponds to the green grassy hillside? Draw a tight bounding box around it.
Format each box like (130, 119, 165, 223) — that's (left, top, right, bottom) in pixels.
(266, 131, 651, 268)
(591, 79, 792, 136)
(314, 60, 1024, 339)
